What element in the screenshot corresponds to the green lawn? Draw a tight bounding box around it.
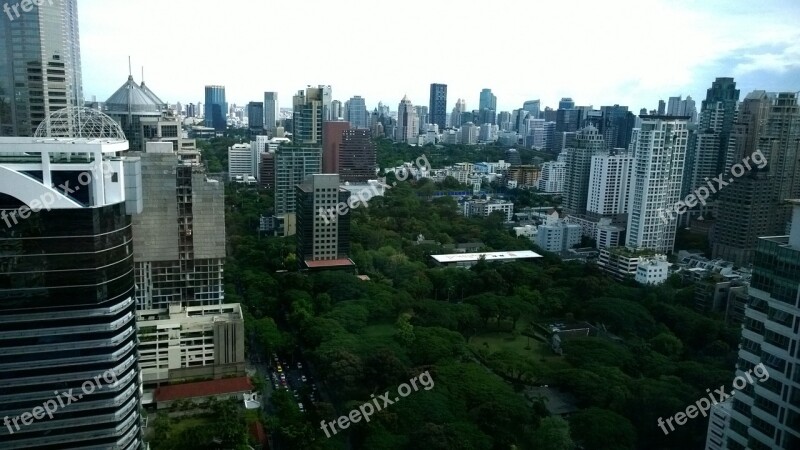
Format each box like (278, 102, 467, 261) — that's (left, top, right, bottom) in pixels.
(469, 331, 571, 379)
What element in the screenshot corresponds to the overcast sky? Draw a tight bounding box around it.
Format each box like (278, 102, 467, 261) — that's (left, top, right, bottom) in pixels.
(79, 0, 800, 113)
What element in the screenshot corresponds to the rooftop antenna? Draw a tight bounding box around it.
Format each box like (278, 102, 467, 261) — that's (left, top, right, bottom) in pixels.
(128, 56, 132, 77)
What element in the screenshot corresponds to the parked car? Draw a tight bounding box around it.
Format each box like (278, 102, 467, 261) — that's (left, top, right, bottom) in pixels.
(297, 362, 303, 369)
(298, 403, 305, 413)
(301, 375, 307, 383)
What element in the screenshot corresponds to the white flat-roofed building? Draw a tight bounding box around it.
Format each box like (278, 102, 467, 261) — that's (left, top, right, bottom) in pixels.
(431, 250, 542, 267)
(634, 256, 671, 285)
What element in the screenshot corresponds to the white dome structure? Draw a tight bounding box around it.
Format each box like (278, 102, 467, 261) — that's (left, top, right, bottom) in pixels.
(34, 106, 127, 140)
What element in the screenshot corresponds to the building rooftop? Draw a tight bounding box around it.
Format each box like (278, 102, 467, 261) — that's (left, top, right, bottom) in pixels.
(431, 250, 542, 263)
(154, 376, 253, 402)
(304, 258, 356, 269)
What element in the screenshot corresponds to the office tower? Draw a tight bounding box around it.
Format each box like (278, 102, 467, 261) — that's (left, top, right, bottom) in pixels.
(260, 152, 276, 189)
(322, 121, 350, 174)
(0, 110, 142, 449)
(707, 200, 800, 450)
(525, 118, 546, 149)
(505, 148, 522, 166)
(543, 121, 556, 152)
(429, 83, 448, 131)
(275, 146, 323, 216)
(293, 87, 324, 145)
(689, 78, 740, 195)
(415, 105, 429, 132)
(460, 122, 478, 145)
(105, 75, 165, 152)
(317, 85, 333, 121)
(228, 143, 256, 181)
(667, 95, 697, 122)
(558, 98, 574, 110)
(395, 95, 419, 143)
(657, 99, 666, 115)
(451, 98, 466, 127)
(713, 91, 800, 265)
(204, 85, 227, 131)
(344, 96, 368, 129)
(523, 100, 541, 119)
(497, 111, 512, 131)
(587, 150, 633, 216)
(479, 108, 496, 125)
(247, 102, 264, 132)
(264, 91, 279, 132)
(479, 89, 497, 111)
(339, 129, 377, 182)
(186, 103, 196, 118)
(599, 105, 635, 150)
(556, 106, 583, 134)
(331, 100, 342, 120)
(563, 126, 606, 215)
(626, 116, 689, 252)
(296, 174, 352, 269)
(0, 0, 82, 136)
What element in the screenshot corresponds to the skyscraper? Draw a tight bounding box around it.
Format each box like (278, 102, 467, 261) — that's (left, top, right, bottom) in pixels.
(204, 85, 227, 131)
(667, 95, 697, 122)
(322, 121, 350, 174)
(264, 91, 279, 132)
(395, 96, 418, 143)
(293, 87, 324, 146)
(563, 126, 606, 215)
(318, 85, 333, 121)
(331, 100, 342, 120)
(345, 96, 368, 129)
(523, 100, 541, 119)
(626, 116, 689, 252)
(451, 98, 466, 128)
(0, 110, 142, 449)
(479, 89, 497, 111)
(429, 83, 448, 131)
(707, 200, 800, 450)
(247, 101, 264, 132)
(275, 146, 323, 216)
(0, 0, 82, 136)
(713, 91, 800, 265)
(558, 98, 575, 110)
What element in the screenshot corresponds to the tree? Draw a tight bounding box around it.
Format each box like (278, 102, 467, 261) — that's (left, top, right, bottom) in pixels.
(528, 416, 574, 450)
(570, 407, 636, 450)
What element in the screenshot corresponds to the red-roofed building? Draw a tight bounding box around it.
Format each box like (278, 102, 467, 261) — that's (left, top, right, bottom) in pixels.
(154, 376, 253, 409)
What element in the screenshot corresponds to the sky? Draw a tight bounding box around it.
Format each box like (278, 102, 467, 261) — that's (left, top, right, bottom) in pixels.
(78, 0, 800, 114)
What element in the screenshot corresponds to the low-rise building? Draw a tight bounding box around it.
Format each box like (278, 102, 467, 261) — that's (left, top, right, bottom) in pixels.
(536, 220, 582, 253)
(464, 198, 515, 222)
(634, 256, 671, 285)
(431, 250, 543, 268)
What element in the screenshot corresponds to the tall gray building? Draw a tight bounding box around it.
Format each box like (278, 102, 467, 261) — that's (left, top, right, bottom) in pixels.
(274, 146, 323, 236)
(344, 96, 368, 129)
(264, 91, 279, 132)
(523, 100, 541, 119)
(296, 174, 352, 270)
(293, 88, 324, 146)
(0, 110, 142, 449)
(429, 83, 447, 131)
(130, 143, 226, 311)
(0, 0, 82, 136)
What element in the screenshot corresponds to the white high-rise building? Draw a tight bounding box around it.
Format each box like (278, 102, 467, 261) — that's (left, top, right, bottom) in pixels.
(538, 158, 566, 193)
(228, 143, 256, 181)
(395, 95, 419, 143)
(451, 98, 466, 128)
(587, 150, 634, 215)
(625, 117, 688, 252)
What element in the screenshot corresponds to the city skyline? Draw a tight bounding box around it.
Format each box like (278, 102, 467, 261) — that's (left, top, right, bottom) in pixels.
(77, 0, 800, 113)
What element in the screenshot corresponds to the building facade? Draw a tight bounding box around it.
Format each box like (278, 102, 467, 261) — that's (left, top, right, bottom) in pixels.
(429, 84, 448, 131)
(340, 129, 377, 182)
(204, 85, 227, 131)
(296, 174, 352, 267)
(264, 91, 279, 132)
(395, 95, 419, 143)
(345, 96, 368, 129)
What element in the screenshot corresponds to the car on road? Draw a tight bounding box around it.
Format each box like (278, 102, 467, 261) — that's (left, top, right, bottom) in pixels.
(298, 403, 305, 413)
(297, 362, 303, 369)
(276, 365, 283, 373)
(301, 375, 307, 383)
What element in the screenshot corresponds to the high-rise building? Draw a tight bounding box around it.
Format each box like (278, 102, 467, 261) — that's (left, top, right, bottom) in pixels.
(0, 0, 82, 136)
(429, 83, 448, 131)
(204, 85, 227, 131)
(322, 121, 350, 174)
(395, 96, 419, 143)
(264, 91, 279, 132)
(451, 98, 466, 128)
(293, 87, 324, 146)
(260, 152, 276, 189)
(228, 143, 256, 181)
(558, 98, 575, 110)
(344, 96, 368, 129)
(415, 105, 429, 132)
(599, 105, 635, 150)
(713, 91, 800, 265)
(563, 126, 606, 215)
(317, 85, 333, 121)
(523, 100, 541, 119)
(479, 89, 497, 111)
(667, 95, 697, 122)
(657, 99, 666, 115)
(275, 146, 323, 217)
(340, 129, 377, 182)
(331, 100, 342, 121)
(247, 102, 264, 133)
(0, 110, 142, 449)
(296, 174, 353, 270)
(707, 200, 800, 450)
(626, 116, 689, 252)
(587, 150, 633, 216)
